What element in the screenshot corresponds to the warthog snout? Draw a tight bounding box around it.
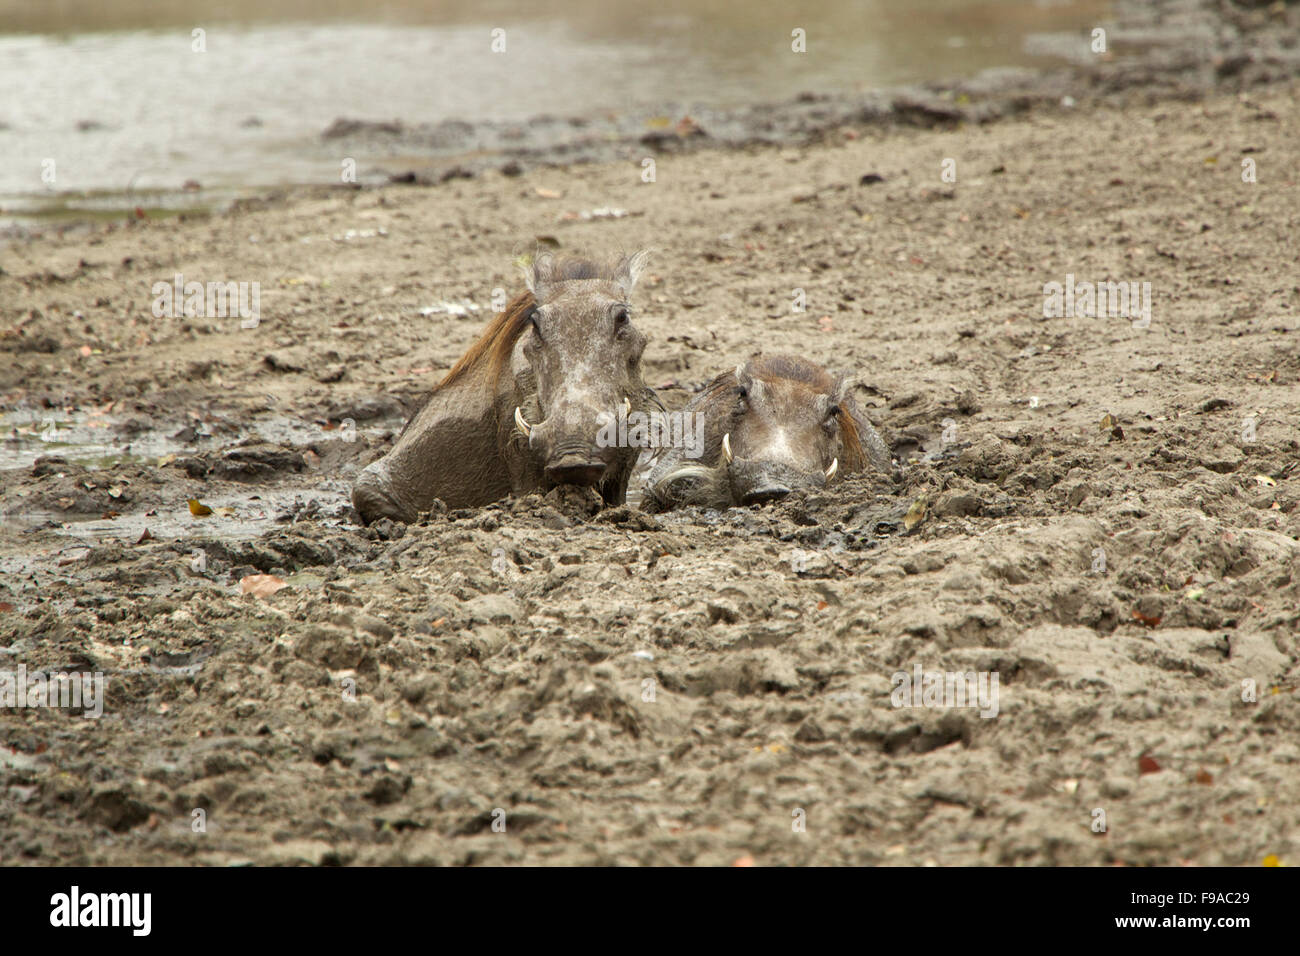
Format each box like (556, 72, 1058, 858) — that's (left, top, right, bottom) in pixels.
(727, 454, 827, 506)
(723, 430, 832, 506)
(544, 435, 610, 486)
(544, 455, 608, 487)
(518, 410, 614, 488)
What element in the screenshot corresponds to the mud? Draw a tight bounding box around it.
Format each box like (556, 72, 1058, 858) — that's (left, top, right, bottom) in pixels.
(2, 64, 1300, 863)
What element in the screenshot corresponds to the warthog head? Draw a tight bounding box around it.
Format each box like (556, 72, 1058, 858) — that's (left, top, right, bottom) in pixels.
(511, 250, 652, 492)
(646, 354, 890, 510)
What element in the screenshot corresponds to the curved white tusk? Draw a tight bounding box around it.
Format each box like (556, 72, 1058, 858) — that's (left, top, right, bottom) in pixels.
(621, 396, 631, 418)
(825, 457, 838, 481)
(722, 433, 733, 464)
(514, 406, 532, 437)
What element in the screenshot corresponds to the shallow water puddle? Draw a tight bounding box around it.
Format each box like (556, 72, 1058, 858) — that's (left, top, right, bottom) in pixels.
(1, 484, 353, 586)
(0, 407, 397, 472)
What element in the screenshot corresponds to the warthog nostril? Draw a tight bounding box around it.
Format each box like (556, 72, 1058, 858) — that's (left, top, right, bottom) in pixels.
(741, 485, 791, 505)
(545, 459, 608, 487)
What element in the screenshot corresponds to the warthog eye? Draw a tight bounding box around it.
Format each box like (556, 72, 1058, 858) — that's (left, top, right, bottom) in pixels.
(527, 308, 542, 338)
(612, 307, 630, 331)
(824, 404, 841, 431)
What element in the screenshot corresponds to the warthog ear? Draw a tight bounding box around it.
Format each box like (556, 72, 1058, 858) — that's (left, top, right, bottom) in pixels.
(614, 249, 652, 297)
(522, 251, 559, 300)
(832, 371, 857, 404)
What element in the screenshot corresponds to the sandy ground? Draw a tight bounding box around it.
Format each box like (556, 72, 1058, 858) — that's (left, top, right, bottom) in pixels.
(1, 77, 1299, 865)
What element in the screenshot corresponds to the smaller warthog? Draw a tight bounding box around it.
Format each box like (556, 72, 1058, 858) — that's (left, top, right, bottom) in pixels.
(643, 354, 891, 511)
(352, 250, 656, 523)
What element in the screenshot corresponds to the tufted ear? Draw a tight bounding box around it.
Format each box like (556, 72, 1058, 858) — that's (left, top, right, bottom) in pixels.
(614, 249, 652, 298)
(831, 371, 857, 405)
(733, 361, 762, 400)
(521, 251, 561, 302)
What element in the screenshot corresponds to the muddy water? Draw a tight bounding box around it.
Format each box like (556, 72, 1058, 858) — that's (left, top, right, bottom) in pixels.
(0, 406, 391, 582)
(0, 406, 388, 473)
(0, 0, 1112, 223)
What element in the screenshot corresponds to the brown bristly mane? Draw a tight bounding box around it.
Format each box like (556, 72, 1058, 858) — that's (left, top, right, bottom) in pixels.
(433, 290, 537, 394)
(836, 408, 867, 474)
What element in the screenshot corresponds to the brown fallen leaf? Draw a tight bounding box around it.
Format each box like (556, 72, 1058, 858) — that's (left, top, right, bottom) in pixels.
(1132, 608, 1162, 628)
(0, 602, 14, 613)
(1098, 412, 1125, 441)
(1138, 755, 1162, 775)
(903, 495, 928, 532)
(1195, 769, 1214, 785)
(239, 574, 287, 599)
(135, 528, 153, 544)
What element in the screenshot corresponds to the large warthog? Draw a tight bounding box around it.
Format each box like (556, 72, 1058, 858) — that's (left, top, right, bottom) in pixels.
(352, 251, 657, 523)
(643, 354, 892, 511)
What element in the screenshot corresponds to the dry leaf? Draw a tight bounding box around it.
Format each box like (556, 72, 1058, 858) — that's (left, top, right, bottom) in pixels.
(239, 574, 287, 599)
(1138, 755, 1162, 775)
(534, 187, 562, 199)
(1253, 474, 1276, 487)
(212, 507, 236, 518)
(1195, 769, 1214, 785)
(1132, 608, 1162, 628)
(135, 528, 153, 544)
(903, 496, 928, 532)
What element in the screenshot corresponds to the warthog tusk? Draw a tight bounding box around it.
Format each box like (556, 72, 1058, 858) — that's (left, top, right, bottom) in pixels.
(514, 406, 532, 437)
(621, 396, 631, 417)
(825, 457, 838, 481)
(722, 433, 733, 464)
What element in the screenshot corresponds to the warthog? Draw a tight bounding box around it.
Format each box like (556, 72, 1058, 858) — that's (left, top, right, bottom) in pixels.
(643, 354, 891, 510)
(352, 250, 657, 522)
